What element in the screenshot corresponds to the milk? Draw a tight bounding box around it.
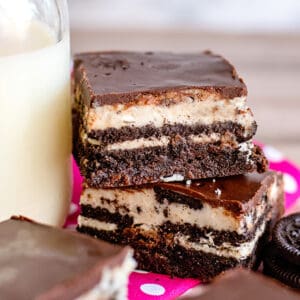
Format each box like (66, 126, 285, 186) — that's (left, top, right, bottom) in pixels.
(0, 21, 72, 226)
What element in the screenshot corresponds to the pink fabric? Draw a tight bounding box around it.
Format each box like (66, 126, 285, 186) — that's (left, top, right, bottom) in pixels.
(65, 144, 300, 299)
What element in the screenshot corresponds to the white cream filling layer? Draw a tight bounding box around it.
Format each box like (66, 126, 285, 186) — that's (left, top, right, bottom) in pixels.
(78, 216, 117, 231)
(80, 182, 273, 234)
(77, 251, 136, 300)
(85, 96, 254, 132)
(175, 217, 267, 260)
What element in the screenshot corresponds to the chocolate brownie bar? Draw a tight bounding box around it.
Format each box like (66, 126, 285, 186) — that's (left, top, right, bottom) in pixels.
(0, 217, 135, 300)
(77, 172, 284, 281)
(73, 51, 267, 187)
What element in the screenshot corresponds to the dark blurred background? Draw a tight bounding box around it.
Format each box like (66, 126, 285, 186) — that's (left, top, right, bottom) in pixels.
(68, 0, 300, 164)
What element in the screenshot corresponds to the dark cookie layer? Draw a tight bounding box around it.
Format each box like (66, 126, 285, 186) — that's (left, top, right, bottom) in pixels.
(74, 51, 247, 106)
(272, 213, 300, 266)
(81, 206, 134, 230)
(263, 244, 300, 289)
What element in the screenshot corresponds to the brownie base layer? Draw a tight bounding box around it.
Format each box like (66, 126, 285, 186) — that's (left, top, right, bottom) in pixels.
(77, 218, 272, 282)
(75, 140, 268, 188)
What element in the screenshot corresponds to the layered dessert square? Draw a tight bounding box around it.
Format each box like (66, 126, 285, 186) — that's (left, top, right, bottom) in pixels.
(73, 51, 268, 187)
(0, 217, 135, 300)
(77, 172, 284, 281)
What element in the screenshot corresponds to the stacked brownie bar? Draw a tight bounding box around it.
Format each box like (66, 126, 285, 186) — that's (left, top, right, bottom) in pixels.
(73, 51, 284, 281)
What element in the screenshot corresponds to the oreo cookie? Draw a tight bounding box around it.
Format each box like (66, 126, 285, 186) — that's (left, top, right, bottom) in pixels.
(263, 213, 300, 289)
(272, 213, 300, 266)
(264, 243, 300, 289)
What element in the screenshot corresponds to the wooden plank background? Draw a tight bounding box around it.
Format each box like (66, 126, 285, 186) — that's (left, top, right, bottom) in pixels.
(71, 29, 300, 165)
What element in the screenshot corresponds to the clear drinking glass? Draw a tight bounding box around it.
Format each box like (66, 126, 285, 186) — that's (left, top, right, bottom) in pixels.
(0, 0, 72, 226)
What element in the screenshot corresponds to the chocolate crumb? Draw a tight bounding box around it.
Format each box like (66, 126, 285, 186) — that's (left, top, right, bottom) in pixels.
(163, 208, 169, 218)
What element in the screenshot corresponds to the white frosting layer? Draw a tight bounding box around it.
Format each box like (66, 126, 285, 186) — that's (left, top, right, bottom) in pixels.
(78, 216, 117, 231)
(85, 96, 254, 132)
(80, 181, 273, 234)
(175, 217, 267, 259)
(77, 252, 136, 300)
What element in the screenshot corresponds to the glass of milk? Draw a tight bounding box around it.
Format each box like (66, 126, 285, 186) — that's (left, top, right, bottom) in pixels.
(0, 0, 72, 226)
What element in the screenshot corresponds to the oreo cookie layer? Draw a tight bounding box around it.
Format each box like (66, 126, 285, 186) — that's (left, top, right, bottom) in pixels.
(86, 121, 257, 146)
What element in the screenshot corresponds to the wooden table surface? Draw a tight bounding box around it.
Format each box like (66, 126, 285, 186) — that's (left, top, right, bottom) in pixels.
(71, 29, 300, 166)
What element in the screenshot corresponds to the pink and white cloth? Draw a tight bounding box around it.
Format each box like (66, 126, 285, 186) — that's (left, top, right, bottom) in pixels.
(65, 144, 300, 300)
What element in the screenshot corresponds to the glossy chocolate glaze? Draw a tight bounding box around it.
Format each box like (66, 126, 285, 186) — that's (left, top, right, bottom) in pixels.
(74, 51, 247, 106)
(0, 217, 131, 300)
(158, 172, 277, 214)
